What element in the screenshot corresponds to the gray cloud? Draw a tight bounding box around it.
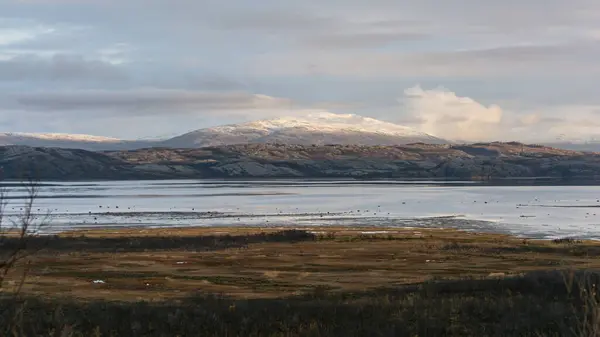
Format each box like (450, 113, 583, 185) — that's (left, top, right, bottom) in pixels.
(254, 42, 600, 77)
(15, 89, 292, 114)
(183, 74, 249, 91)
(211, 9, 333, 32)
(308, 0, 600, 38)
(210, 10, 431, 49)
(538, 117, 567, 125)
(0, 54, 126, 81)
(304, 32, 429, 49)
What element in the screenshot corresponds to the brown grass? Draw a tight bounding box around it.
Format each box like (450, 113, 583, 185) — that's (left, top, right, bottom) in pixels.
(3, 227, 600, 336)
(3, 226, 599, 301)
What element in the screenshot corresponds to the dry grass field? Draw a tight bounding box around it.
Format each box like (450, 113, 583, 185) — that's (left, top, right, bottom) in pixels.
(3, 226, 600, 336)
(6, 226, 597, 301)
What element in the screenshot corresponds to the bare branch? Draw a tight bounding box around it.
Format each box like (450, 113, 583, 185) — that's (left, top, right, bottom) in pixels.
(1, 179, 50, 290)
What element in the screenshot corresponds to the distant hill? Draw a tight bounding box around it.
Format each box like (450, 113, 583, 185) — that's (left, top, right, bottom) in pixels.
(542, 141, 600, 152)
(1, 142, 599, 182)
(159, 113, 447, 148)
(0, 132, 153, 151)
(0, 113, 447, 150)
(6, 114, 600, 154)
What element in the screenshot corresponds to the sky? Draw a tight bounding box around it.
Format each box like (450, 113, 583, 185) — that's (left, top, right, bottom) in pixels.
(1, 0, 600, 142)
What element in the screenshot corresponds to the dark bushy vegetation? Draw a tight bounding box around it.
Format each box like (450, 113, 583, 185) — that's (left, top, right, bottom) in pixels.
(0, 229, 317, 253)
(1, 270, 600, 337)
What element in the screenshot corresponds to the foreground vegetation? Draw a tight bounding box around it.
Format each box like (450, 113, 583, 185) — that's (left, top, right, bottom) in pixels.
(3, 226, 600, 336)
(2, 270, 600, 337)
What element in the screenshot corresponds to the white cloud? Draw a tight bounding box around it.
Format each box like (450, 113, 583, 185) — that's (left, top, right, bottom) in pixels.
(0, 29, 37, 46)
(0, 23, 55, 46)
(97, 43, 134, 65)
(401, 86, 504, 141)
(399, 86, 600, 142)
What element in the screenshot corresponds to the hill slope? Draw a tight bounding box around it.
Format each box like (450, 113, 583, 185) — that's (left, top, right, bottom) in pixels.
(0, 133, 154, 151)
(1, 142, 599, 182)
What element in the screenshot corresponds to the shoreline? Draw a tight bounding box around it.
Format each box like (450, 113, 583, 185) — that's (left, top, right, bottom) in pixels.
(39, 213, 600, 240)
(58, 224, 464, 238)
(4, 177, 600, 187)
(56, 223, 596, 242)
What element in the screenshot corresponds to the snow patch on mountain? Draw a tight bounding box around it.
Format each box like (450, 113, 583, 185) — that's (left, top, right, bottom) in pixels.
(0, 132, 122, 143)
(0, 113, 448, 150)
(161, 112, 447, 148)
(208, 112, 431, 137)
(0, 132, 151, 151)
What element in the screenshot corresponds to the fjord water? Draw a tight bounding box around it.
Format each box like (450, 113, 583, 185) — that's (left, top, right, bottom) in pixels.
(4, 180, 600, 239)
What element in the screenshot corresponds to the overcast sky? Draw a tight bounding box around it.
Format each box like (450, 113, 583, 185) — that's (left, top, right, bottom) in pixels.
(2, 0, 600, 142)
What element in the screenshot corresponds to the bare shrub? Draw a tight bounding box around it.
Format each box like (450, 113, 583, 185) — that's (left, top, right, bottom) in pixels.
(562, 269, 600, 337)
(553, 238, 583, 245)
(0, 180, 48, 336)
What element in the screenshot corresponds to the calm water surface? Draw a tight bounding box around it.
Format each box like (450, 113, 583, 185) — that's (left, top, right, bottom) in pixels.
(3, 179, 600, 239)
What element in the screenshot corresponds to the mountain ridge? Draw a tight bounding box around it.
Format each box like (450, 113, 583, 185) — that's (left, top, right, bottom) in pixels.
(1, 142, 599, 182)
(4, 113, 600, 152)
(159, 113, 448, 148)
(0, 113, 447, 150)
(0, 132, 121, 142)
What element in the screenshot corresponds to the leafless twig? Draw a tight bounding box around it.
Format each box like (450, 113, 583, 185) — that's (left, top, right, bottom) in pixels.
(0, 179, 49, 336)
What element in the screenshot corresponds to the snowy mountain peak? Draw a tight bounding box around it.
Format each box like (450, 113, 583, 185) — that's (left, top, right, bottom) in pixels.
(162, 113, 447, 148)
(0, 113, 448, 150)
(209, 113, 432, 138)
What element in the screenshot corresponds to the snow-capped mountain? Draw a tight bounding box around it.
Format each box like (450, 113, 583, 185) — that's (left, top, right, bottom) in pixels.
(159, 113, 447, 148)
(0, 113, 447, 150)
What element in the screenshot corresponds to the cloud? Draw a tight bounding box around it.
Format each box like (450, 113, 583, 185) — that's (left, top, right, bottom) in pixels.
(0, 54, 126, 81)
(0, 18, 56, 46)
(8, 84, 600, 143)
(210, 10, 430, 49)
(182, 73, 249, 91)
(398, 86, 600, 142)
(309, 0, 600, 40)
(0, 28, 43, 46)
(253, 43, 600, 77)
(401, 86, 504, 141)
(97, 43, 134, 65)
(304, 32, 428, 49)
(210, 9, 333, 33)
(7, 88, 327, 138)
(3, 0, 600, 139)
(15, 89, 293, 115)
